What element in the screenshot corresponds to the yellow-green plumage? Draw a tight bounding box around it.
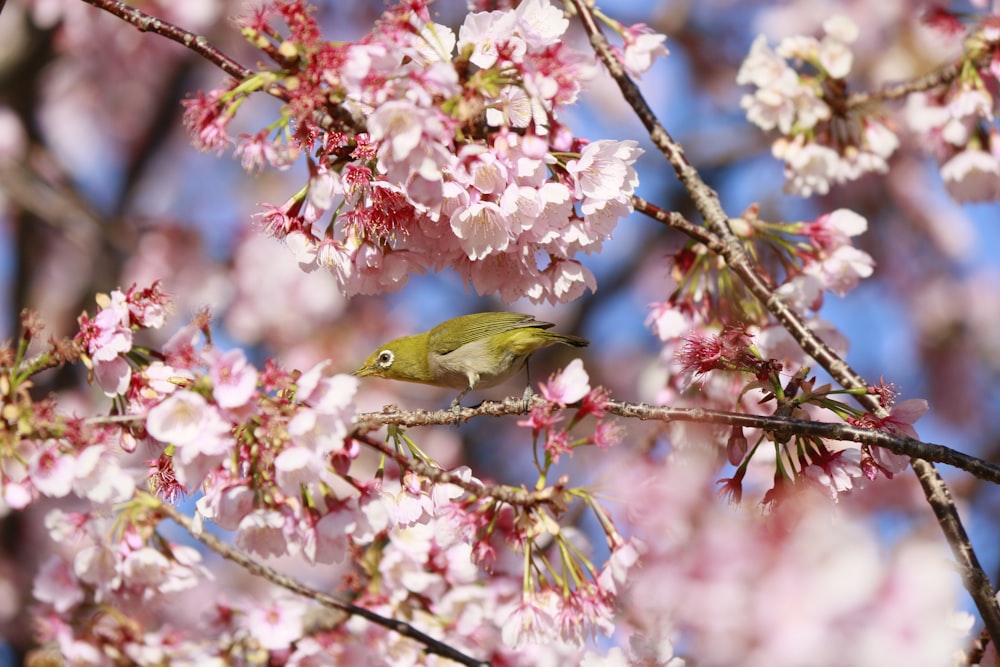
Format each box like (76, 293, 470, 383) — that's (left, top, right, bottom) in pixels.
(353, 312, 588, 404)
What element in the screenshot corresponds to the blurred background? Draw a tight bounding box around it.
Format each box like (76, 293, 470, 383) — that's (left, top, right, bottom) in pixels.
(1, 0, 999, 662)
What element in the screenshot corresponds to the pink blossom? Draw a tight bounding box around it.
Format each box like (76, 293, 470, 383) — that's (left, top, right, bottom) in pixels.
(430, 465, 475, 509)
(823, 14, 860, 43)
(236, 509, 290, 558)
(818, 34, 854, 79)
(28, 443, 76, 498)
(566, 140, 642, 205)
(940, 149, 1000, 202)
(590, 419, 622, 449)
(615, 455, 964, 667)
(125, 282, 170, 329)
(182, 89, 232, 154)
(244, 595, 306, 651)
(208, 348, 259, 410)
(622, 27, 669, 76)
(501, 593, 557, 649)
(77, 291, 132, 363)
(451, 200, 510, 259)
(519, 404, 561, 433)
(881, 398, 929, 439)
(33, 556, 84, 613)
(121, 547, 171, 587)
(44, 509, 90, 545)
(274, 445, 336, 497)
(146, 390, 235, 487)
(146, 390, 212, 445)
(142, 361, 193, 398)
(457, 10, 519, 69)
(802, 447, 861, 501)
(312, 510, 356, 564)
(548, 259, 597, 302)
(773, 137, 841, 196)
(738, 36, 825, 135)
(93, 356, 132, 397)
(804, 245, 875, 296)
(305, 166, 343, 214)
(544, 429, 572, 462)
(466, 148, 509, 195)
(234, 130, 281, 173)
(3, 482, 32, 510)
(71, 446, 136, 504)
(354, 492, 392, 544)
(540, 358, 591, 406)
(774, 274, 824, 314)
(296, 361, 359, 414)
(597, 540, 640, 596)
(646, 301, 695, 341)
(514, 0, 569, 48)
(804, 208, 867, 249)
(196, 482, 255, 530)
(73, 543, 119, 591)
(287, 408, 348, 457)
(487, 86, 534, 127)
(367, 100, 451, 182)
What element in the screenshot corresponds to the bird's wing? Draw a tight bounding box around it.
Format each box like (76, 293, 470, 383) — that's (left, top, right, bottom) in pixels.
(427, 313, 552, 355)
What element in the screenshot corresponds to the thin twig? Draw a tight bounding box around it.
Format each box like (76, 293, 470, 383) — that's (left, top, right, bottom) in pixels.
(78, 0, 364, 133)
(632, 197, 723, 251)
(79, 0, 253, 81)
(847, 44, 994, 108)
(153, 495, 491, 667)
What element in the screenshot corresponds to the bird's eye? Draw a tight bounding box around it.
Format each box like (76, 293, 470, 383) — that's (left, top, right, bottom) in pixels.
(377, 350, 394, 367)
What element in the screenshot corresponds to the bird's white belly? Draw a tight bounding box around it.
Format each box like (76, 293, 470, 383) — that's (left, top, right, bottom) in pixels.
(428, 338, 527, 390)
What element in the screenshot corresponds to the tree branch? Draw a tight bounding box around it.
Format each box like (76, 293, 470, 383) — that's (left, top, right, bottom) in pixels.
(79, 0, 252, 81)
(354, 397, 1000, 486)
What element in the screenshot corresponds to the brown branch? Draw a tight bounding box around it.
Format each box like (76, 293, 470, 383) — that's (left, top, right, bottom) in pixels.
(153, 494, 491, 667)
(78, 0, 364, 134)
(567, 0, 1000, 645)
(355, 398, 1000, 486)
(847, 61, 964, 107)
(632, 197, 723, 251)
(910, 457, 1000, 646)
(79, 0, 252, 81)
(847, 39, 994, 108)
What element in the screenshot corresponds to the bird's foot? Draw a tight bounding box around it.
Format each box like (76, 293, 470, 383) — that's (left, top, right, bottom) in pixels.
(521, 385, 535, 412)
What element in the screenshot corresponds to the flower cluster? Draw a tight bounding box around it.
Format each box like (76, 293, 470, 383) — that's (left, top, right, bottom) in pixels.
(778, 207, 875, 308)
(75, 282, 170, 396)
(737, 15, 899, 196)
(643, 205, 913, 504)
(903, 13, 1000, 202)
(19, 289, 643, 664)
(184, 0, 645, 304)
(520, 358, 621, 464)
(33, 509, 212, 663)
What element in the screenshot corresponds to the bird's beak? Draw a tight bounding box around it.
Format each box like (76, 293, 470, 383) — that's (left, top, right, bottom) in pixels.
(352, 365, 372, 377)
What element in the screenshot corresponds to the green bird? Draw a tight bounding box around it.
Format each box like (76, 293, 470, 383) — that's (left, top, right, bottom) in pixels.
(354, 312, 589, 410)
